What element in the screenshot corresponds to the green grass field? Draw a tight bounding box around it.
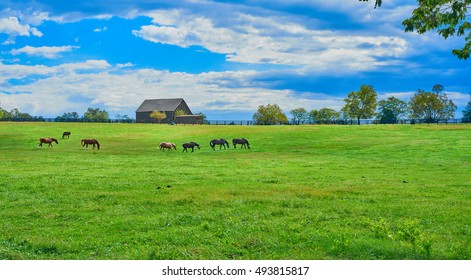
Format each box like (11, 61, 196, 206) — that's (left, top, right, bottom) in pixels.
(0, 122, 470, 260)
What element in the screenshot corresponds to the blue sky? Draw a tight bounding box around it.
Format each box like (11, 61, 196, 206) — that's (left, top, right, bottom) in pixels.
(0, 0, 469, 119)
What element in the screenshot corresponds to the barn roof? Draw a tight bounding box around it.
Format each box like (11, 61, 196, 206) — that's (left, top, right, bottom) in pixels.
(136, 98, 185, 112)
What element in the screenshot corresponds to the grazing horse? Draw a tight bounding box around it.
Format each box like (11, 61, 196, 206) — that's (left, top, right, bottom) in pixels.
(62, 131, 71, 139)
(232, 138, 250, 149)
(39, 138, 58, 147)
(159, 142, 177, 151)
(210, 139, 229, 150)
(182, 142, 200, 153)
(81, 139, 100, 150)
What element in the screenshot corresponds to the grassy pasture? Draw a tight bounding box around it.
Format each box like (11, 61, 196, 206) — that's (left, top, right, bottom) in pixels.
(0, 122, 470, 260)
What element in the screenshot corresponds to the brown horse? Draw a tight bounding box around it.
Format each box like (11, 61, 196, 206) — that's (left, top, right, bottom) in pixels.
(81, 139, 100, 150)
(39, 138, 58, 147)
(62, 131, 71, 139)
(159, 142, 176, 151)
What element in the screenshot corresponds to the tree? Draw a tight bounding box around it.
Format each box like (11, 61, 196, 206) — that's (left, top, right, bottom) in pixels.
(461, 93, 471, 122)
(308, 109, 319, 124)
(9, 108, 32, 120)
(360, 0, 471, 60)
(0, 107, 10, 118)
(342, 85, 378, 125)
(290, 107, 308, 124)
(56, 112, 79, 121)
(195, 112, 207, 121)
(83, 107, 109, 121)
(253, 104, 288, 125)
(408, 87, 457, 123)
(175, 109, 185, 117)
(149, 110, 166, 123)
(310, 108, 340, 124)
(377, 96, 408, 124)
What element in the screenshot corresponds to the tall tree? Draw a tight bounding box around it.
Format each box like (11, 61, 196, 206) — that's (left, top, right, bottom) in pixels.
(83, 107, 109, 121)
(253, 104, 288, 125)
(342, 85, 378, 125)
(360, 0, 471, 59)
(408, 87, 457, 122)
(290, 107, 308, 124)
(377, 96, 408, 124)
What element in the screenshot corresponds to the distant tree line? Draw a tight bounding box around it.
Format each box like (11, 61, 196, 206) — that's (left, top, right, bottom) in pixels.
(0, 107, 34, 120)
(55, 107, 110, 121)
(253, 84, 470, 125)
(0, 107, 112, 122)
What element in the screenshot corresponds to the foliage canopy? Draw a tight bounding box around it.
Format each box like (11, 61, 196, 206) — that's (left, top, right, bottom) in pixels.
(253, 104, 288, 125)
(290, 107, 308, 124)
(361, 0, 471, 59)
(83, 107, 109, 121)
(149, 110, 167, 123)
(342, 85, 378, 124)
(408, 85, 457, 122)
(377, 96, 408, 124)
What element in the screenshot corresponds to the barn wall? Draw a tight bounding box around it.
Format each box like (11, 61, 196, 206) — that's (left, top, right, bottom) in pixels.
(136, 111, 174, 123)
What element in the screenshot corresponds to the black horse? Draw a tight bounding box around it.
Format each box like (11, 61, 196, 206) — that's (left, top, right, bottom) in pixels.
(232, 138, 250, 149)
(62, 131, 71, 139)
(210, 139, 229, 150)
(182, 142, 200, 153)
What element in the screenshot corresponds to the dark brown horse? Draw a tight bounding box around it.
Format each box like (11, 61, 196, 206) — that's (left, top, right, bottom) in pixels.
(210, 139, 229, 150)
(159, 142, 176, 151)
(182, 142, 200, 153)
(81, 139, 100, 150)
(232, 138, 250, 149)
(39, 138, 58, 147)
(62, 131, 71, 139)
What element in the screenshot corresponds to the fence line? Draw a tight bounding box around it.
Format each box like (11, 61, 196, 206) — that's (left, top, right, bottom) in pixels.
(0, 117, 468, 125)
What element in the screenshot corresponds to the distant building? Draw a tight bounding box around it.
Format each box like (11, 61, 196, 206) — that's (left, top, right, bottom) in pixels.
(135, 98, 203, 124)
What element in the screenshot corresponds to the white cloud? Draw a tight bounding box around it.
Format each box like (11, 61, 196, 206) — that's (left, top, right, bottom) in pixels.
(0, 17, 43, 44)
(93, 26, 108, 32)
(11, 45, 79, 59)
(0, 60, 345, 117)
(132, 9, 408, 72)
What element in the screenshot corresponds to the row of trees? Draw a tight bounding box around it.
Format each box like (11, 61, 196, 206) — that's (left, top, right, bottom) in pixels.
(253, 84, 471, 125)
(0, 107, 34, 119)
(0, 107, 111, 121)
(55, 108, 111, 121)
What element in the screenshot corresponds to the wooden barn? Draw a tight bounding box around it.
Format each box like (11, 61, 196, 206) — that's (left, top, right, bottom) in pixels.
(135, 98, 203, 124)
